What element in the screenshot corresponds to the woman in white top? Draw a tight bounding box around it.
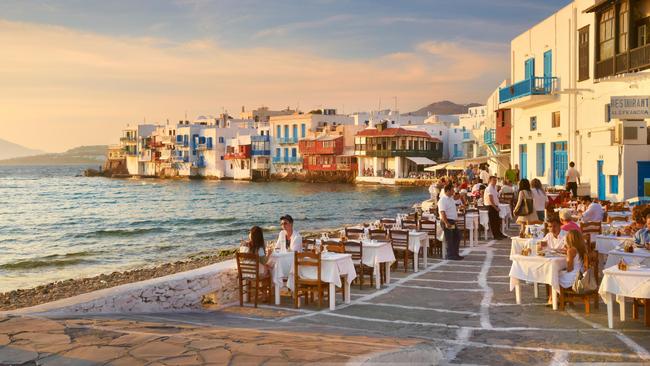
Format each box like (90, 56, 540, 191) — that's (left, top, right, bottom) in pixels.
(530, 178, 548, 222)
(241, 226, 270, 276)
(513, 179, 539, 236)
(558, 230, 586, 289)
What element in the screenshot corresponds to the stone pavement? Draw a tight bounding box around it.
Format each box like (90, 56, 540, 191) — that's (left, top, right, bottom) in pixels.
(2, 231, 650, 365)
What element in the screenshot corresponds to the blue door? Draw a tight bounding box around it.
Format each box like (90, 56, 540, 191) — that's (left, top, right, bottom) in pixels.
(292, 125, 298, 141)
(519, 144, 528, 179)
(551, 141, 567, 186)
(638, 161, 650, 197)
(597, 160, 606, 200)
(525, 58, 535, 80)
(543, 50, 552, 90)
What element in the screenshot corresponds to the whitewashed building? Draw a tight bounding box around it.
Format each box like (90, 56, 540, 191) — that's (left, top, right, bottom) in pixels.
(500, 0, 650, 200)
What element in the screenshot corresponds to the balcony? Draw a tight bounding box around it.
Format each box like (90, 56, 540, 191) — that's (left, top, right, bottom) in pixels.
(462, 131, 472, 141)
(251, 149, 271, 156)
(364, 149, 439, 159)
(120, 137, 137, 144)
(251, 135, 270, 143)
(224, 152, 250, 160)
(483, 128, 496, 144)
(499, 77, 558, 108)
(272, 156, 302, 164)
(596, 44, 650, 80)
(277, 137, 298, 144)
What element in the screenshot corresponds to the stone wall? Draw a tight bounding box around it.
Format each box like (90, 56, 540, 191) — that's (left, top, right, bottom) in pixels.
(5, 260, 238, 316)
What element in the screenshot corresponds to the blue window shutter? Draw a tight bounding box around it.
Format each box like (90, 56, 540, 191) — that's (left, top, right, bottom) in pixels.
(301, 124, 306, 138)
(525, 58, 535, 79)
(536, 143, 545, 176)
(543, 50, 552, 78)
(276, 125, 281, 137)
(292, 148, 297, 157)
(276, 148, 280, 157)
(609, 175, 619, 194)
(293, 125, 298, 139)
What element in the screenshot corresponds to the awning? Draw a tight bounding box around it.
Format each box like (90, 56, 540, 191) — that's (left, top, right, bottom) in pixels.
(424, 163, 464, 172)
(406, 157, 437, 165)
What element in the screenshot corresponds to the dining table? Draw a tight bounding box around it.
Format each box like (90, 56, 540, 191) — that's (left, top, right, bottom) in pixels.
(594, 235, 634, 254)
(321, 238, 395, 289)
(269, 250, 357, 310)
(599, 265, 650, 328)
(510, 236, 542, 259)
(605, 246, 650, 269)
(509, 253, 567, 310)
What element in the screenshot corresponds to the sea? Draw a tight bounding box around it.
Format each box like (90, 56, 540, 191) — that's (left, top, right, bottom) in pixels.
(0, 165, 428, 292)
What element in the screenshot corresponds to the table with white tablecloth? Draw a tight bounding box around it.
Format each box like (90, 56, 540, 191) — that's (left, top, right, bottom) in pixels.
(465, 213, 479, 247)
(509, 254, 567, 310)
(270, 251, 357, 310)
(607, 211, 632, 219)
(322, 238, 395, 289)
(605, 247, 650, 268)
(602, 221, 631, 232)
(599, 266, 650, 328)
(408, 231, 429, 271)
(594, 235, 633, 253)
(499, 203, 513, 231)
(510, 237, 542, 259)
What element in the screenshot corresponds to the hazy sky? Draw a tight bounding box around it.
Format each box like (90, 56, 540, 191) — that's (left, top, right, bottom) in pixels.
(0, 0, 570, 152)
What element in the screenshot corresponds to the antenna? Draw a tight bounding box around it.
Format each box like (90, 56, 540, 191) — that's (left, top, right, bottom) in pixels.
(394, 96, 398, 112)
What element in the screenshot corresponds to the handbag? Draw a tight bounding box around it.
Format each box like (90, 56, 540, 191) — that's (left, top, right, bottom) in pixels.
(572, 268, 597, 294)
(514, 193, 532, 217)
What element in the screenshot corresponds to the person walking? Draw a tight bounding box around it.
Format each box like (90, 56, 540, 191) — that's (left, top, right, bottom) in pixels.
(438, 184, 463, 260)
(565, 162, 581, 198)
(484, 176, 507, 240)
(530, 178, 548, 221)
(513, 179, 538, 236)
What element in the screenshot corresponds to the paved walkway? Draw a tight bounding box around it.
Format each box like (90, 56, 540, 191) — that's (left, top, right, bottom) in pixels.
(2, 231, 650, 365)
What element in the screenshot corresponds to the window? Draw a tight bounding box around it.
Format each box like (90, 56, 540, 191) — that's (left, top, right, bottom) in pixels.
(276, 125, 281, 137)
(605, 104, 611, 122)
(218, 137, 224, 143)
(536, 143, 545, 176)
(639, 24, 648, 47)
(391, 141, 397, 150)
(292, 124, 298, 139)
(530, 116, 537, 131)
(609, 175, 619, 194)
(439, 131, 443, 136)
(301, 124, 306, 138)
(525, 58, 535, 79)
(284, 125, 289, 139)
(578, 26, 589, 81)
(618, 1, 628, 53)
(552, 112, 560, 128)
(599, 7, 615, 60)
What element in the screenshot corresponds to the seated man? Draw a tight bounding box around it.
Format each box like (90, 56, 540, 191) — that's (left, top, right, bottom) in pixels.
(633, 213, 650, 247)
(276, 214, 303, 252)
(542, 217, 566, 250)
(559, 209, 581, 233)
(499, 179, 515, 197)
(581, 198, 605, 223)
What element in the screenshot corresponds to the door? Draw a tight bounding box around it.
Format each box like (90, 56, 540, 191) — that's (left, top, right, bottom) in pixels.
(525, 58, 535, 80)
(519, 144, 528, 180)
(638, 161, 650, 197)
(543, 50, 552, 91)
(597, 160, 606, 200)
(551, 142, 568, 186)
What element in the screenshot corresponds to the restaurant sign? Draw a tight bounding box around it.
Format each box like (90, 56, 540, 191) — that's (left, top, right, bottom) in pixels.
(610, 96, 650, 119)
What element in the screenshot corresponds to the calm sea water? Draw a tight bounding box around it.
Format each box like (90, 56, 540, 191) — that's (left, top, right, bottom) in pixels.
(0, 165, 427, 292)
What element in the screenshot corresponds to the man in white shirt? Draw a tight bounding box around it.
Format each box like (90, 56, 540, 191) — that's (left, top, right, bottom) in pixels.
(276, 214, 303, 252)
(565, 162, 581, 198)
(438, 184, 463, 260)
(581, 198, 605, 223)
(484, 176, 507, 240)
(479, 166, 490, 184)
(542, 218, 566, 250)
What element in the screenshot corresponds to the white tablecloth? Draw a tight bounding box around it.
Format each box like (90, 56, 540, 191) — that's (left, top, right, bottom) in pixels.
(499, 203, 513, 220)
(408, 231, 429, 254)
(608, 211, 632, 218)
(361, 240, 396, 271)
(599, 266, 650, 303)
(605, 248, 650, 268)
(465, 213, 479, 230)
(271, 251, 357, 291)
(594, 235, 633, 253)
(510, 237, 541, 259)
(602, 221, 630, 231)
(509, 254, 567, 294)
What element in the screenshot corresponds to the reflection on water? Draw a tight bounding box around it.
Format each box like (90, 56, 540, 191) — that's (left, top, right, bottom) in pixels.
(0, 165, 427, 291)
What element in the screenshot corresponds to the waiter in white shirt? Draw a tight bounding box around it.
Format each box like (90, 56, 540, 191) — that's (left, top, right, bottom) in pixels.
(276, 214, 303, 252)
(479, 166, 490, 184)
(565, 162, 581, 198)
(484, 176, 507, 240)
(581, 198, 605, 223)
(438, 184, 463, 260)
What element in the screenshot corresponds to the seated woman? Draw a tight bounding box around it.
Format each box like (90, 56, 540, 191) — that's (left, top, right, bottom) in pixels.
(242, 226, 270, 276)
(559, 230, 586, 289)
(559, 209, 581, 233)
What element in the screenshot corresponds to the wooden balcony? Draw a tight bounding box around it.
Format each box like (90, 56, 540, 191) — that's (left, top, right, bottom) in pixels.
(596, 44, 650, 79)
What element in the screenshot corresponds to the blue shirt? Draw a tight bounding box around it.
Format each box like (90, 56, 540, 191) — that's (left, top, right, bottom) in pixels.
(465, 168, 475, 180)
(634, 227, 650, 245)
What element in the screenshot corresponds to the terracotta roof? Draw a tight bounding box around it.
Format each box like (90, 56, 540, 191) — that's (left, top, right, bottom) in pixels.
(356, 127, 440, 142)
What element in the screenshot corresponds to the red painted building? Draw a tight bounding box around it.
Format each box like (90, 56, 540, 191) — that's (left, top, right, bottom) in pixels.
(495, 108, 511, 147)
(224, 145, 251, 160)
(298, 136, 357, 172)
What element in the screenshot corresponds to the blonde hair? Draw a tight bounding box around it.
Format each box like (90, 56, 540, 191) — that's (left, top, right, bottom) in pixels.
(565, 230, 586, 258)
(559, 209, 573, 222)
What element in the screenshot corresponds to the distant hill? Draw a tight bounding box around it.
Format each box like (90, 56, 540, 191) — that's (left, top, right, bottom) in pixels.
(406, 101, 482, 116)
(0, 138, 44, 160)
(0, 145, 107, 166)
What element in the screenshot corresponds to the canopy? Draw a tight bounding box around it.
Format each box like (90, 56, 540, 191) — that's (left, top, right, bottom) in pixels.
(424, 163, 464, 172)
(406, 157, 437, 165)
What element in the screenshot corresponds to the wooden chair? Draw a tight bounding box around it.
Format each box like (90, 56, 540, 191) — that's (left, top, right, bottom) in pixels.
(344, 240, 373, 289)
(580, 221, 602, 283)
(559, 252, 599, 314)
(293, 252, 327, 309)
(632, 299, 650, 327)
(526, 220, 544, 225)
(420, 219, 441, 258)
(389, 229, 411, 272)
(607, 216, 629, 223)
(345, 227, 364, 240)
(236, 252, 271, 308)
(303, 238, 317, 253)
(402, 219, 418, 230)
(323, 240, 345, 253)
(369, 228, 388, 241)
(380, 218, 397, 230)
(456, 214, 468, 246)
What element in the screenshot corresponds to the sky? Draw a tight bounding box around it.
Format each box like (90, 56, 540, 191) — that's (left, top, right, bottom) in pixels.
(0, 0, 571, 152)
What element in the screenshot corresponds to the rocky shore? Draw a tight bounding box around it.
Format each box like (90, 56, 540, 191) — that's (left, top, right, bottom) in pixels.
(0, 226, 353, 312)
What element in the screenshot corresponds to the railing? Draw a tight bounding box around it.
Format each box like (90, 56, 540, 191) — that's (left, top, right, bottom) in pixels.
(483, 128, 496, 144)
(596, 44, 650, 79)
(277, 137, 298, 144)
(251, 149, 271, 156)
(630, 43, 650, 70)
(272, 156, 302, 164)
(120, 137, 137, 143)
(498, 77, 558, 104)
(251, 135, 270, 142)
(364, 149, 438, 158)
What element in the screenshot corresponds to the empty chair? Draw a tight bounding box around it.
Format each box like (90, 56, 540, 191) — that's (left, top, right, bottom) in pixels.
(402, 219, 418, 230)
(380, 218, 397, 230)
(345, 227, 365, 240)
(389, 229, 411, 272)
(303, 238, 317, 253)
(456, 214, 468, 246)
(344, 240, 373, 289)
(420, 219, 441, 258)
(293, 252, 327, 309)
(369, 228, 388, 241)
(323, 240, 345, 253)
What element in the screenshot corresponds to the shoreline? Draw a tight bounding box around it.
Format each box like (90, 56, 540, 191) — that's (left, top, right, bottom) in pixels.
(0, 225, 358, 312)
